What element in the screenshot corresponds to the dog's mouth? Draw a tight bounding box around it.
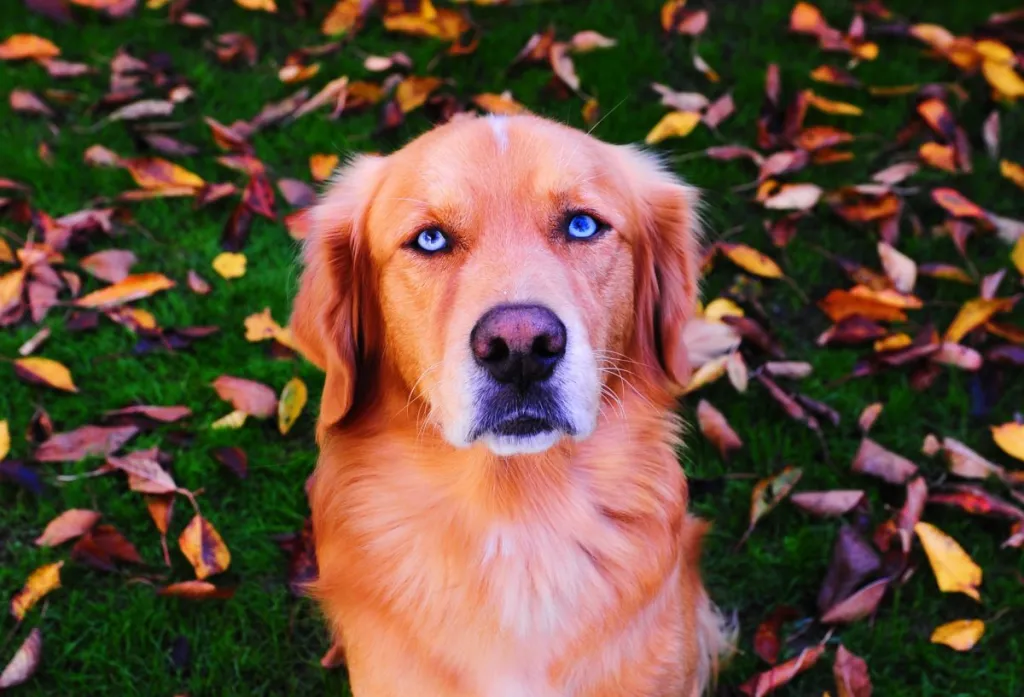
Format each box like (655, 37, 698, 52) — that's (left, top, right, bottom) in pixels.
(468, 385, 576, 452)
(490, 415, 556, 437)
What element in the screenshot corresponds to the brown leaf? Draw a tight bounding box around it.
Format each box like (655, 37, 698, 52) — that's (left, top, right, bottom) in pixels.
(696, 399, 743, 460)
(833, 645, 872, 697)
(739, 644, 825, 697)
(103, 404, 192, 424)
(753, 606, 799, 665)
(35, 509, 101, 547)
(10, 89, 54, 117)
(275, 517, 319, 596)
(179, 514, 231, 580)
(243, 172, 277, 220)
(744, 466, 802, 543)
(212, 446, 248, 479)
(852, 438, 918, 484)
(105, 99, 175, 123)
(818, 525, 880, 614)
(790, 490, 866, 517)
(35, 425, 137, 462)
(0, 628, 42, 690)
(71, 524, 143, 571)
(10, 562, 62, 620)
(212, 375, 278, 418)
(79, 249, 137, 283)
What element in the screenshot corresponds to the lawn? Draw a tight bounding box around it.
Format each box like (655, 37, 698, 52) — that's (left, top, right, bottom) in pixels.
(1, 0, 1023, 695)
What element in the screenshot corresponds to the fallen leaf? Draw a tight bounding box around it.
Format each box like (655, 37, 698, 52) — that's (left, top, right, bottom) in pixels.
(753, 605, 799, 665)
(107, 447, 177, 494)
(645, 111, 701, 144)
(791, 490, 866, 517)
(236, 0, 276, 11)
(915, 521, 982, 601)
(473, 92, 529, 116)
(931, 187, 988, 220)
(71, 524, 143, 570)
(35, 425, 137, 462)
(211, 410, 248, 430)
(833, 645, 872, 697)
(278, 377, 308, 435)
(804, 90, 862, 116)
(0, 628, 42, 689)
(35, 509, 101, 546)
(212, 375, 277, 418)
(719, 243, 784, 279)
(13, 356, 78, 393)
(158, 581, 236, 600)
(10, 561, 62, 619)
(944, 298, 1015, 343)
(818, 525, 880, 614)
(982, 59, 1024, 99)
(179, 514, 231, 580)
(310, 153, 339, 181)
(930, 619, 984, 651)
(927, 484, 1024, 520)
(941, 438, 1004, 480)
(0, 34, 60, 61)
(10, 89, 54, 117)
(852, 438, 917, 484)
(395, 75, 443, 113)
(744, 466, 803, 543)
(75, 272, 175, 309)
(696, 400, 743, 460)
(877, 242, 916, 293)
(212, 446, 248, 479)
(739, 644, 825, 697)
(105, 99, 175, 123)
(820, 578, 888, 624)
(991, 422, 1024, 462)
(122, 157, 204, 190)
(212, 252, 247, 279)
(764, 183, 822, 211)
(80, 249, 137, 283)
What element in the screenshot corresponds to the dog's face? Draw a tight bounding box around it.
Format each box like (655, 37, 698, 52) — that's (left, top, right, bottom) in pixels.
(290, 115, 700, 455)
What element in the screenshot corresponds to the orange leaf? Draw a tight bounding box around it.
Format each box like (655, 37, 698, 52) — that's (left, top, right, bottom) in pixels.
(108, 447, 178, 495)
(0, 34, 60, 61)
(472, 93, 529, 116)
(0, 268, 26, 312)
(719, 243, 784, 279)
(915, 521, 982, 601)
(991, 422, 1024, 463)
(944, 297, 1015, 343)
(383, 2, 468, 41)
(322, 0, 365, 36)
(75, 272, 175, 309)
(13, 357, 78, 393)
(122, 157, 204, 190)
(1000, 160, 1024, 191)
(235, 0, 276, 11)
(696, 399, 743, 459)
(10, 562, 63, 620)
(789, 2, 825, 35)
(35, 509, 101, 547)
(178, 514, 231, 580)
(917, 98, 956, 140)
(819, 290, 908, 322)
(982, 60, 1024, 99)
(310, 153, 339, 181)
(804, 90, 862, 116)
(396, 76, 443, 113)
(919, 142, 957, 172)
(931, 187, 988, 220)
(158, 580, 236, 600)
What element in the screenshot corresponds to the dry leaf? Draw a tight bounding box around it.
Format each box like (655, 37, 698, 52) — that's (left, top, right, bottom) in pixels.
(696, 400, 743, 460)
(805, 90, 863, 116)
(80, 249, 137, 283)
(212, 252, 247, 279)
(930, 619, 984, 651)
(158, 580, 236, 600)
(310, 153, 339, 181)
(395, 76, 443, 113)
(35, 509, 100, 546)
(75, 272, 175, 309)
(744, 466, 803, 542)
(0, 420, 8, 460)
(13, 356, 78, 393)
(645, 111, 701, 144)
(944, 298, 1014, 343)
(35, 425, 137, 462)
(991, 422, 1024, 462)
(852, 438, 918, 484)
(791, 490, 866, 517)
(107, 447, 177, 494)
(0, 628, 42, 690)
(236, 0, 276, 11)
(278, 377, 308, 435)
(212, 375, 278, 418)
(10, 561, 63, 620)
(569, 30, 617, 53)
(0, 34, 60, 60)
(739, 644, 825, 697)
(833, 645, 872, 697)
(719, 243, 784, 279)
(915, 521, 982, 601)
(877, 242, 916, 293)
(820, 578, 888, 624)
(123, 157, 204, 190)
(179, 514, 231, 579)
(764, 183, 822, 211)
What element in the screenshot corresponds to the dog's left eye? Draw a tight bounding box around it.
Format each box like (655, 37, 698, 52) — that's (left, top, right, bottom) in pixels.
(566, 213, 601, 240)
(414, 227, 449, 253)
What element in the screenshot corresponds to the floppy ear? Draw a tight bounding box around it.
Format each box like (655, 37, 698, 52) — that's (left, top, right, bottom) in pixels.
(621, 146, 703, 394)
(289, 154, 388, 441)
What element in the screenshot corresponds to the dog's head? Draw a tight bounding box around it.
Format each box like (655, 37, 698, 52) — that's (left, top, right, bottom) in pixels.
(290, 114, 700, 455)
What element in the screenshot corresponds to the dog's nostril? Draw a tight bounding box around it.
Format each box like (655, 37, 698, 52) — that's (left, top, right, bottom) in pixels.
(470, 304, 567, 386)
(486, 337, 510, 363)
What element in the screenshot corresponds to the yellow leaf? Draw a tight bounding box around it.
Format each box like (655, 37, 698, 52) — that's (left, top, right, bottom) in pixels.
(10, 561, 63, 620)
(991, 422, 1024, 462)
(75, 272, 175, 309)
(982, 60, 1024, 99)
(396, 76, 443, 113)
(13, 357, 78, 393)
(975, 39, 1015, 64)
(322, 0, 363, 36)
(211, 410, 248, 430)
(178, 515, 231, 580)
(123, 157, 204, 190)
(278, 377, 308, 435)
(804, 90, 863, 116)
(1000, 160, 1024, 191)
(719, 243, 784, 279)
(683, 354, 728, 394)
(310, 153, 339, 182)
(944, 297, 1015, 343)
(930, 619, 985, 651)
(703, 298, 744, 322)
(645, 111, 701, 144)
(235, 0, 276, 11)
(472, 93, 529, 116)
(1012, 236, 1024, 275)
(0, 420, 9, 460)
(0, 268, 26, 311)
(212, 252, 247, 280)
(278, 62, 320, 83)
(914, 521, 982, 601)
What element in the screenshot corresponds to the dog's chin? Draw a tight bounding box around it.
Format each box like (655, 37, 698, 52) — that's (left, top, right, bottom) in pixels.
(481, 428, 564, 456)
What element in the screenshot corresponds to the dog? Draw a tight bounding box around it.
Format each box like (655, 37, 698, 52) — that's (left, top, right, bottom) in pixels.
(289, 113, 728, 697)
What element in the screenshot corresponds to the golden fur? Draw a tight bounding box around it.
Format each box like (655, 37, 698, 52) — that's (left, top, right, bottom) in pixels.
(289, 113, 727, 697)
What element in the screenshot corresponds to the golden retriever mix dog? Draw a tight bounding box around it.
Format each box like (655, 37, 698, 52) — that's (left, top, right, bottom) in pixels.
(289, 113, 727, 697)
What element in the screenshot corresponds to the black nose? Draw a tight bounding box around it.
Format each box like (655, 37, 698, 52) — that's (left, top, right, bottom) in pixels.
(470, 304, 567, 388)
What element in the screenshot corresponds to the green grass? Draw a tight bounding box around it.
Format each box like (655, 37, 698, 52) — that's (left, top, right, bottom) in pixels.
(1, 0, 1023, 695)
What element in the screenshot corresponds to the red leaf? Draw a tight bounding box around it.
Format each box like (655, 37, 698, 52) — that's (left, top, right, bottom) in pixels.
(790, 490, 866, 517)
(753, 606, 799, 664)
(212, 446, 248, 479)
(35, 509, 101, 547)
(821, 578, 889, 624)
(739, 644, 825, 697)
(212, 375, 278, 418)
(71, 524, 143, 571)
(852, 438, 918, 484)
(107, 447, 178, 495)
(221, 201, 254, 252)
(833, 645, 873, 697)
(34, 425, 138, 462)
(243, 172, 277, 220)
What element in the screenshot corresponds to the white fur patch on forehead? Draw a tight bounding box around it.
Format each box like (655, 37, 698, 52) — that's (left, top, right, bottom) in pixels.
(487, 114, 509, 152)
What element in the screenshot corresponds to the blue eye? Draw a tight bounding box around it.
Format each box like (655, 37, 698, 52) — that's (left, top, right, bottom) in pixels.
(415, 227, 448, 253)
(567, 213, 600, 240)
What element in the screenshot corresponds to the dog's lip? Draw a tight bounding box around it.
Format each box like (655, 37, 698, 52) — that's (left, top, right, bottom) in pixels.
(490, 415, 555, 437)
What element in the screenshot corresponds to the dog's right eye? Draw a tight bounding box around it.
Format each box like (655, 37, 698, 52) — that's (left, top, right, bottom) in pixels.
(413, 227, 449, 254)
